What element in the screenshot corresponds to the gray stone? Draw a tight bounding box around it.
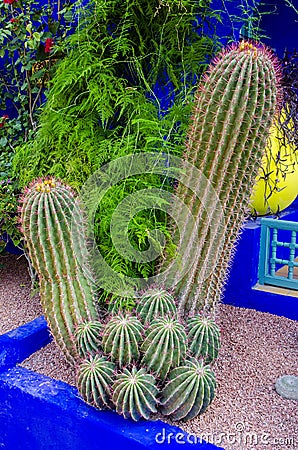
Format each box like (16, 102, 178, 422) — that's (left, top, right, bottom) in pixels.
(275, 375, 298, 401)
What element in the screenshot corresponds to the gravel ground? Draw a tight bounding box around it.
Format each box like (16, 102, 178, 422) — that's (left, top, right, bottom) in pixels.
(0, 253, 42, 333)
(2, 253, 298, 450)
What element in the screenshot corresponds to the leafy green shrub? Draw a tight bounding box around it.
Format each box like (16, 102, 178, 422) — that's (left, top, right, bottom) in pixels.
(13, 0, 219, 289)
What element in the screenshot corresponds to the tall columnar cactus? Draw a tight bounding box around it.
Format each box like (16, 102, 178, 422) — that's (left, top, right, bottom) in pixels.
(102, 314, 144, 368)
(112, 366, 159, 421)
(160, 358, 216, 421)
(160, 41, 281, 316)
(187, 315, 220, 364)
(19, 178, 98, 363)
(136, 287, 178, 324)
(141, 317, 187, 380)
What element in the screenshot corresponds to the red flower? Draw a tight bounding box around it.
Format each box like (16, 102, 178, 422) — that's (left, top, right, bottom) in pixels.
(44, 38, 54, 53)
(10, 18, 18, 23)
(4, 0, 15, 4)
(0, 115, 9, 129)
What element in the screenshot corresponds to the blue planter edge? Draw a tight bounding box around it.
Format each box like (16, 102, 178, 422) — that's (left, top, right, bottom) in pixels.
(0, 318, 224, 450)
(0, 316, 51, 372)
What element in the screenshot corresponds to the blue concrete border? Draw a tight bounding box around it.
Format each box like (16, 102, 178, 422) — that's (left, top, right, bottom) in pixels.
(0, 366, 224, 450)
(0, 316, 50, 372)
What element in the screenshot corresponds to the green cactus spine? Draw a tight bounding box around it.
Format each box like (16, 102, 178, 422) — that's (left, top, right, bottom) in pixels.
(160, 42, 281, 316)
(141, 317, 187, 380)
(136, 287, 177, 324)
(102, 314, 144, 368)
(160, 357, 216, 421)
(19, 178, 98, 363)
(112, 366, 158, 421)
(76, 320, 102, 357)
(187, 315, 220, 363)
(77, 355, 115, 409)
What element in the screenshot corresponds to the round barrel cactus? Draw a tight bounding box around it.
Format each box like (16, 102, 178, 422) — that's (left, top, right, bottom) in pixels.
(77, 354, 115, 409)
(75, 320, 103, 357)
(112, 366, 159, 421)
(102, 313, 144, 368)
(187, 315, 220, 363)
(141, 317, 187, 380)
(160, 357, 216, 421)
(136, 287, 177, 324)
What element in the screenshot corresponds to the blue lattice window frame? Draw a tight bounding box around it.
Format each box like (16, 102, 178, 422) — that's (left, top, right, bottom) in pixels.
(258, 218, 298, 290)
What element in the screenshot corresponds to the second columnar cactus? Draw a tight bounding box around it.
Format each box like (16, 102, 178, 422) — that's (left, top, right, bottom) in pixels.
(160, 41, 281, 316)
(75, 320, 103, 357)
(19, 178, 98, 363)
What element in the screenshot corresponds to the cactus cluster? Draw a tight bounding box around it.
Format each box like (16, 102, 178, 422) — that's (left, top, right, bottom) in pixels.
(76, 286, 220, 421)
(19, 41, 280, 423)
(19, 178, 220, 422)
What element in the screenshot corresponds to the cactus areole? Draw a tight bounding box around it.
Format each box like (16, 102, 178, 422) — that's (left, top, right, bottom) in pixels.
(19, 178, 98, 364)
(161, 41, 282, 316)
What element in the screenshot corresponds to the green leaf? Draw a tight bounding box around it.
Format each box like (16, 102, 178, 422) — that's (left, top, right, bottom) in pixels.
(0, 137, 8, 147)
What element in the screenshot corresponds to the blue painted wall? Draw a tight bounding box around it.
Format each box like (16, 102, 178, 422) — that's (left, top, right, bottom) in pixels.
(259, 1, 298, 57)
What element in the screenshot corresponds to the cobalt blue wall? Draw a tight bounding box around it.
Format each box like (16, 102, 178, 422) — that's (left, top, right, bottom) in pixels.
(259, 1, 298, 57)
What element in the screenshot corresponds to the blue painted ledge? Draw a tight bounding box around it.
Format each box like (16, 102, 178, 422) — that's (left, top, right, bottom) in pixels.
(0, 319, 223, 450)
(0, 316, 51, 371)
(0, 366, 223, 450)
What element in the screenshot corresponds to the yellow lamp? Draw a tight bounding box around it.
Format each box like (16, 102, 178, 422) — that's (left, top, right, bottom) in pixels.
(250, 121, 298, 215)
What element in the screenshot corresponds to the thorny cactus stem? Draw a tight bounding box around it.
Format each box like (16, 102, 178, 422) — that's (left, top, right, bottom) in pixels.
(160, 41, 282, 316)
(19, 178, 98, 363)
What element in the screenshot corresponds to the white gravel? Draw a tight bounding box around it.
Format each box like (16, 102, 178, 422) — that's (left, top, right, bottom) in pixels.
(1, 254, 298, 449)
